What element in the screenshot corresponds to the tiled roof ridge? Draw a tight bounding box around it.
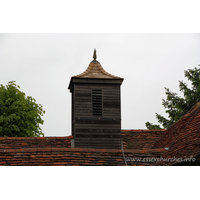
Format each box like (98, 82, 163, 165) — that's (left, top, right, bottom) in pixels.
(74, 62, 122, 79)
(121, 129, 166, 150)
(167, 101, 200, 131)
(122, 129, 166, 132)
(0, 136, 73, 140)
(0, 147, 165, 153)
(153, 101, 200, 149)
(167, 103, 200, 149)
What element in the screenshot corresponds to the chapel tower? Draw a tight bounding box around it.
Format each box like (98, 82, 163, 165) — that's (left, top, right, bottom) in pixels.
(68, 50, 123, 149)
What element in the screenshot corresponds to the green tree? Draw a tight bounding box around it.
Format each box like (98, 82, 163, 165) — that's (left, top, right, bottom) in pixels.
(0, 81, 45, 137)
(146, 67, 200, 129)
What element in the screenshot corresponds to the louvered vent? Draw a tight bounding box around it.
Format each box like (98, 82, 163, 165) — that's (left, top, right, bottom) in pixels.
(92, 90, 102, 116)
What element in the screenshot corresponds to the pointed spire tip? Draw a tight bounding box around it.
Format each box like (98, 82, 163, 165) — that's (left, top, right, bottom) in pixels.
(93, 49, 97, 60)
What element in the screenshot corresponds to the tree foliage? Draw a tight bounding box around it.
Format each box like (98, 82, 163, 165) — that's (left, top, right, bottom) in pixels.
(146, 67, 200, 129)
(0, 81, 45, 137)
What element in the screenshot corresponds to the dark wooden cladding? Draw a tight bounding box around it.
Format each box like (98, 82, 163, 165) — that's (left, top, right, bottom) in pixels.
(75, 118, 120, 124)
(75, 93, 91, 98)
(75, 129, 121, 133)
(76, 132, 121, 136)
(72, 88, 74, 137)
(75, 138, 121, 149)
(103, 102, 120, 108)
(69, 78, 123, 149)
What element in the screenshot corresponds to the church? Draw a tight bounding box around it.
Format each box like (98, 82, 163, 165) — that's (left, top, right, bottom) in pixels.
(0, 50, 200, 166)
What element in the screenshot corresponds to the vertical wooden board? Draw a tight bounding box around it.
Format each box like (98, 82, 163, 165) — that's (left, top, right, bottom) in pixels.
(71, 90, 74, 136)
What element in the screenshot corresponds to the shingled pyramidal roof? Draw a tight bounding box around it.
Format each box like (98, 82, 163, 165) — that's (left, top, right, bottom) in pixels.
(73, 49, 122, 79)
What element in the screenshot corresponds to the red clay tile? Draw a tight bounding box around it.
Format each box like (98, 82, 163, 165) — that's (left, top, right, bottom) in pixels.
(16, 137, 26, 140)
(23, 148, 37, 152)
(51, 148, 65, 152)
(37, 148, 51, 152)
(6, 137, 16, 140)
(36, 137, 46, 140)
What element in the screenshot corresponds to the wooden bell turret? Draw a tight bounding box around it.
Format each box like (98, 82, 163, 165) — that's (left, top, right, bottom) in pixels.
(68, 50, 123, 149)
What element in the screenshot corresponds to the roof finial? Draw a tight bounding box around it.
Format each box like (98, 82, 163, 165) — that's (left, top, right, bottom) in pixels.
(93, 49, 97, 60)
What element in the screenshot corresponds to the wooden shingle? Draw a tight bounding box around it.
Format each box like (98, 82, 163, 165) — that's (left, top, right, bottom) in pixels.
(74, 61, 122, 79)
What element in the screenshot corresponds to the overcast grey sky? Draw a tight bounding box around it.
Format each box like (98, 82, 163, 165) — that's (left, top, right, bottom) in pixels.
(0, 33, 200, 136)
